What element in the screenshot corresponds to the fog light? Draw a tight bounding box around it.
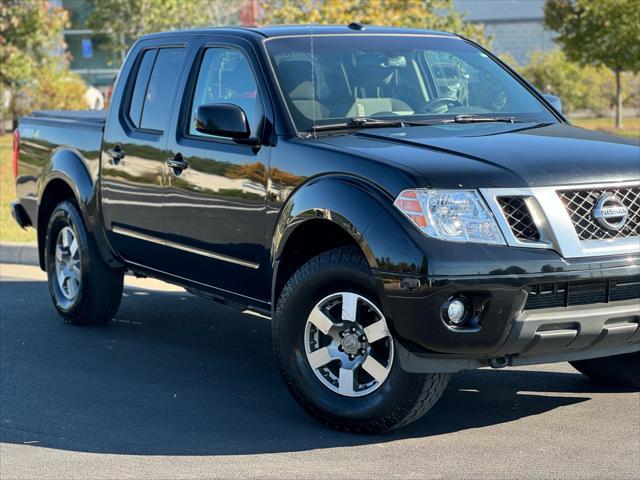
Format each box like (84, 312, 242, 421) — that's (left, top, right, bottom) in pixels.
(445, 298, 468, 326)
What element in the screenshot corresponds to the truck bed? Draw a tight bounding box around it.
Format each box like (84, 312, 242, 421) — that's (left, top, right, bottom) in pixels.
(27, 109, 106, 126)
(16, 110, 106, 226)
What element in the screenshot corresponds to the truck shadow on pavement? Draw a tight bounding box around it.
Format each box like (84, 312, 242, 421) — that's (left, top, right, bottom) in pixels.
(0, 278, 633, 456)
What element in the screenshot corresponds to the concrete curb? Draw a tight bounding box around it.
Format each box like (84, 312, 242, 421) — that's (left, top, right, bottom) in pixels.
(0, 242, 39, 266)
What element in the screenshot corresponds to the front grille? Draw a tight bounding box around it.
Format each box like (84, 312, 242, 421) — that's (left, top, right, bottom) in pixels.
(559, 186, 640, 240)
(524, 276, 640, 310)
(497, 196, 540, 241)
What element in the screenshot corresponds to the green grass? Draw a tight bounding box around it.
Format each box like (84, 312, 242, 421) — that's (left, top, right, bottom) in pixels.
(1, 133, 36, 243)
(0, 116, 636, 242)
(572, 116, 640, 139)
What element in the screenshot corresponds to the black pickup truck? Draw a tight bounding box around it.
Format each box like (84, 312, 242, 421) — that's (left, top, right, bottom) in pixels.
(11, 25, 640, 433)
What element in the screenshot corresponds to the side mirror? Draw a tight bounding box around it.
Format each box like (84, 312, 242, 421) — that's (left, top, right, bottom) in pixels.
(194, 103, 251, 139)
(543, 94, 563, 114)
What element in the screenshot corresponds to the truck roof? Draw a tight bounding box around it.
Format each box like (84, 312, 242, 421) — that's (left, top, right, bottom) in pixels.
(140, 24, 458, 42)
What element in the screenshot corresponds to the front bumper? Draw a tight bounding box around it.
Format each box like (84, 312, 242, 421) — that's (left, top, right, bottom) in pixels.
(492, 299, 639, 359)
(379, 244, 640, 367)
(397, 299, 640, 373)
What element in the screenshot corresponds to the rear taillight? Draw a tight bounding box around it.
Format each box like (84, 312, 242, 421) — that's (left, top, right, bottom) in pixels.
(12, 128, 19, 178)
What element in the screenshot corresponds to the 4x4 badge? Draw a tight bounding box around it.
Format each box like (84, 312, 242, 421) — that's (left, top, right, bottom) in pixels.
(593, 194, 628, 231)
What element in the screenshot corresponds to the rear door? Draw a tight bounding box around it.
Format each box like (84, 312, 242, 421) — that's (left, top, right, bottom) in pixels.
(102, 41, 187, 267)
(162, 38, 271, 304)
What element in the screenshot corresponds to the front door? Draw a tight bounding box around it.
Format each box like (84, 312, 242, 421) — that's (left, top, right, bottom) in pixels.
(102, 45, 187, 267)
(162, 43, 270, 304)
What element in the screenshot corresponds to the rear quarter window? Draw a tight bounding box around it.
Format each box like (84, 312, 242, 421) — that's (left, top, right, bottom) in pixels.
(128, 49, 157, 128)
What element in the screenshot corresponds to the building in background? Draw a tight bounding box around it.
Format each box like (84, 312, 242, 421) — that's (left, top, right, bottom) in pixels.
(453, 0, 555, 64)
(53, 0, 253, 94)
(50, 0, 119, 90)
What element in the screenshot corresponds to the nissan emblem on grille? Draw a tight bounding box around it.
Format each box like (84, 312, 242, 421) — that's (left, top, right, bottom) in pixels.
(593, 194, 628, 231)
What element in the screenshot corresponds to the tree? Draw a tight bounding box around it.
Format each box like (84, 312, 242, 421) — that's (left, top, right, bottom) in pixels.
(544, 0, 640, 128)
(0, 0, 83, 130)
(86, 0, 245, 61)
(517, 49, 636, 116)
(258, 0, 488, 45)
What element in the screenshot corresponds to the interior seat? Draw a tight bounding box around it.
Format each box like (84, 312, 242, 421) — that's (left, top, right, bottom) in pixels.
(346, 65, 414, 117)
(277, 60, 330, 123)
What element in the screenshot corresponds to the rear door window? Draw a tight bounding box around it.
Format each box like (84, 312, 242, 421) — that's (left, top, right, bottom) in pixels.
(139, 48, 187, 131)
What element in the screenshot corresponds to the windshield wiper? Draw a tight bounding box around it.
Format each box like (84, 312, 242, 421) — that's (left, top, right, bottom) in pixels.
(306, 114, 521, 136)
(309, 117, 407, 133)
(449, 114, 516, 123)
(384, 114, 520, 127)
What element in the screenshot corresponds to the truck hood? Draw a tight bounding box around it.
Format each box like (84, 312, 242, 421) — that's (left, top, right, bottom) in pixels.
(315, 122, 640, 189)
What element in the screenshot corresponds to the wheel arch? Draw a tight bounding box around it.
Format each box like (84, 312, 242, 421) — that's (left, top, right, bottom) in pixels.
(36, 148, 121, 270)
(272, 217, 369, 307)
(270, 174, 431, 320)
(271, 175, 407, 310)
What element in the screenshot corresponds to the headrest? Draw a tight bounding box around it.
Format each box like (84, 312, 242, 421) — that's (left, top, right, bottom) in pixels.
(352, 67, 394, 88)
(277, 61, 311, 89)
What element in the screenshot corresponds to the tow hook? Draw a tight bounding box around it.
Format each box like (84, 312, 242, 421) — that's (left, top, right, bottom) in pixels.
(489, 356, 511, 369)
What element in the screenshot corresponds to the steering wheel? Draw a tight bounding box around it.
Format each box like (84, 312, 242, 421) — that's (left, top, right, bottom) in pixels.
(422, 97, 464, 114)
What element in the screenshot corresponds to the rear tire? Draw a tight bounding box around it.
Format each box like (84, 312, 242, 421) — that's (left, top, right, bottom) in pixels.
(272, 246, 450, 433)
(44, 200, 123, 325)
(570, 351, 640, 388)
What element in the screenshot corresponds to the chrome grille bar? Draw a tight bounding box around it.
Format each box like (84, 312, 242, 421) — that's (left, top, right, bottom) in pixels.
(558, 186, 640, 240)
(480, 180, 640, 258)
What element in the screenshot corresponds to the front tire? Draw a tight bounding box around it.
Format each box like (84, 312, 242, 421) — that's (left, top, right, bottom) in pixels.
(570, 351, 640, 388)
(45, 200, 123, 325)
(272, 247, 450, 433)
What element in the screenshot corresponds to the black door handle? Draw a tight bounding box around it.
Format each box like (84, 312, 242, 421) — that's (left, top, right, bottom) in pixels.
(166, 153, 189, 174)
(107, 144, 125, 165)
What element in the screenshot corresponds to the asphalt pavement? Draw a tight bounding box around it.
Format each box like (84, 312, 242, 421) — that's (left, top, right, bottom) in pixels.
(1, 263, 638, 479)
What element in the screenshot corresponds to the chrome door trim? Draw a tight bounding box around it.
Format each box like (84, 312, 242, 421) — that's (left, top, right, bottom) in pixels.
(112, 226, 260, 269)
(112, 226, 165, 246)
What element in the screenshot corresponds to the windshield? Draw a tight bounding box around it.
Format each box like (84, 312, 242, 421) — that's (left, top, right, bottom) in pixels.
(265, 35, 557, 132)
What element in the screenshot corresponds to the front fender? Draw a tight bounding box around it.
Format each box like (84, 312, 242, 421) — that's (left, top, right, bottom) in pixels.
(271, 175, 428, 315)
(271, 175, 386, 268)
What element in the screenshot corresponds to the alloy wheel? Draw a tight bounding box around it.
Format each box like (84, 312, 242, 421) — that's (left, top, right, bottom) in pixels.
(304, 292, 394, 397)
(55, 226, 81, 301)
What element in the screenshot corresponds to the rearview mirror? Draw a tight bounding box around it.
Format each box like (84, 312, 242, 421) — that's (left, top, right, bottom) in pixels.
(194, 104, 251, 139)
(543, 94, 563, 114)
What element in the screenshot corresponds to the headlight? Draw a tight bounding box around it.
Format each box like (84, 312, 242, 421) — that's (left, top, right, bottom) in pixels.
(394, 189, 506, 245)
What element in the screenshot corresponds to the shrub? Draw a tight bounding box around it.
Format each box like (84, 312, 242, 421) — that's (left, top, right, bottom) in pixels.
(518, 49, 639, 116)
(518, 50, 601, 114)
(26, 61, 87, 112)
